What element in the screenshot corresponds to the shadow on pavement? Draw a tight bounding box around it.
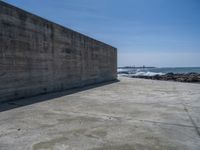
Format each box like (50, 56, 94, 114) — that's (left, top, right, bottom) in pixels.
(0, 80, 119, 112)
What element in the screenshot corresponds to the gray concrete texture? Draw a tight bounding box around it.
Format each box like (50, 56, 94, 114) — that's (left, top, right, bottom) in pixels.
(0, 77, 200, 150)
(0, 1, 117, 102)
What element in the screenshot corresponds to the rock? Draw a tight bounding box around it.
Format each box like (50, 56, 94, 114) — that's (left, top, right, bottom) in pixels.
(154, 75, 161, 80)
(166, 72, 174, 76)
(131, 73, 200, 83)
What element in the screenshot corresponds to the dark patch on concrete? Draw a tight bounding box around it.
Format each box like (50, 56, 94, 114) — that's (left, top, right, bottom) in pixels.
(90, 143, 177, 150)
(58, 116, 101, 124)
(32, 137, 69, 150)
(85, 129, 107, 139)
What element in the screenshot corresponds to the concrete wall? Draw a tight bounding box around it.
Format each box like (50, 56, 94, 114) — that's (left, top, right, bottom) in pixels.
(0, 1, 117, 102)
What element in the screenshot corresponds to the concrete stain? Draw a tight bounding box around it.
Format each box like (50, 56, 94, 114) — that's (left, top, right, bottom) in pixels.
(58, 116, 100, 124)
(54, 128, 87, 138)
(90, 129, 107, 138)
(85, 129, 107, 139)
(90, 143, 177, 150)
(71, 128, 87, 137)
(90, 144, 135, 150)
(32, 137, 68, 150)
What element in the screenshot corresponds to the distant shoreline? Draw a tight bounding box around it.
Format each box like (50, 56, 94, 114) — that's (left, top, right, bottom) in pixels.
(118, 66, 200, 69)
(118, 67, 200, 76)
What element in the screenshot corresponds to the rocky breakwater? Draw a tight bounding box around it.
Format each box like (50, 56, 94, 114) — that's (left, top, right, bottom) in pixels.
(131, 73, 200, 83)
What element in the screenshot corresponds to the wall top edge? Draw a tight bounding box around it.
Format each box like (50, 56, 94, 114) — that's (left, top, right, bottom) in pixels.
(0, 1, 117, 50)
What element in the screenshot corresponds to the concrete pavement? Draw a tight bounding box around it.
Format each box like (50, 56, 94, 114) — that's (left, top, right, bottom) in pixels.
(0, 77, 200, 150)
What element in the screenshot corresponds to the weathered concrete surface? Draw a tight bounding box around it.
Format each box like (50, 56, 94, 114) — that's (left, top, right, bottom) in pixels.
(0, 1, 117, 102)
(0, 77, 200, 150)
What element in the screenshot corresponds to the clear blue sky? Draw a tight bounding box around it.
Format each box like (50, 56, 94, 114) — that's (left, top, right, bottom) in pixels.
(3, 0, 200, 67)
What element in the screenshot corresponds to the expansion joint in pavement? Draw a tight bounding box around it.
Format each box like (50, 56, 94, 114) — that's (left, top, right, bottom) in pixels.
(181, 103, 200, 138)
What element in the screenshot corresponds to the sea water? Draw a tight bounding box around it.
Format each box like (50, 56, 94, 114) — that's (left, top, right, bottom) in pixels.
(118, 67, 200, 76)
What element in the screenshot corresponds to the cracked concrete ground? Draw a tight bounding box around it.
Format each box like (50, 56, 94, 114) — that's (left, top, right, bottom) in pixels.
(0, 77, 200, 150)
